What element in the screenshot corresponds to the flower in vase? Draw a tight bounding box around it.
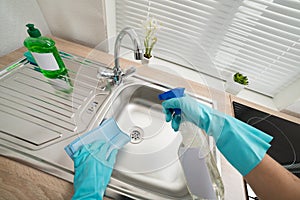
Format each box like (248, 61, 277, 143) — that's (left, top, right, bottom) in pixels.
(142, 17, 161, 59)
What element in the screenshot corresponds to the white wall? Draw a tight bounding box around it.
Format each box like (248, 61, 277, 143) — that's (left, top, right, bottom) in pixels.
(0, 0, 109, 57)
(36, 0, 108, 51)
(0, 0, 50, 56)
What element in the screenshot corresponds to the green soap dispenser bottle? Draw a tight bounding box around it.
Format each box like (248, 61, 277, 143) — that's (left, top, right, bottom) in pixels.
(24, 24, 67, 78)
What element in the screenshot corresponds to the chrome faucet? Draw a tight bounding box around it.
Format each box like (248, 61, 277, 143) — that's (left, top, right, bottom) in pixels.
(100, 27, 144, 85)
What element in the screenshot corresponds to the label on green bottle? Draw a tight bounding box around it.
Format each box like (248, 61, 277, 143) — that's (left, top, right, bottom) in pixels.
(31, 52, 60, 71)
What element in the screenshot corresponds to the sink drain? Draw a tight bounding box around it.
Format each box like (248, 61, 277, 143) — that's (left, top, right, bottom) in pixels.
(129, 126, 143, 144)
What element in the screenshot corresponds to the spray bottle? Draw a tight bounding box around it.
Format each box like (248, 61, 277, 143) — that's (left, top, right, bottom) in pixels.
(159, 88, 224, 200)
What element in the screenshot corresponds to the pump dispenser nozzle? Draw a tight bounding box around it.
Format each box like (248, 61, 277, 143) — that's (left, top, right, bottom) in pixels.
(26, 24, 41, 38)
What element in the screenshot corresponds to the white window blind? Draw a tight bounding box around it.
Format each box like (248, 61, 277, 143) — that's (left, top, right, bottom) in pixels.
(116, 0, 300, 97)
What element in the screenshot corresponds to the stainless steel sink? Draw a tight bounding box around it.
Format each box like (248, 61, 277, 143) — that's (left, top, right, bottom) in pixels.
(0, 53, 220, 200)
(84, 79, 219, 199)
(95, 82, 189, 199)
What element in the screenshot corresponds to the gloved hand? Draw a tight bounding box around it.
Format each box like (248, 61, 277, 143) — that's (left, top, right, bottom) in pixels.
(162, 95, 273, 176)
(71, 140, 117, 200)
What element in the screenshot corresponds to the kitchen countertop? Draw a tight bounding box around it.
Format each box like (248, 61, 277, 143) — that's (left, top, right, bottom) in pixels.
(0, 36, 249, 199)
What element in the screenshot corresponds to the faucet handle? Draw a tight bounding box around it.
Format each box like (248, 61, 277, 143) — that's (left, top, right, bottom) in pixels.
(97, 69, 114, 79)
(123, 66, 136, 78)
(97, 66, 136, 85)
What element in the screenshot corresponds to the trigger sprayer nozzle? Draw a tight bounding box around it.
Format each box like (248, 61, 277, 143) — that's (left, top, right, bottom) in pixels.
(158, 88, 185, 115)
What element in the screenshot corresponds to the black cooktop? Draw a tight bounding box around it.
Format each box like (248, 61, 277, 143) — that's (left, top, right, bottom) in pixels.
(233, 101, 300, 178)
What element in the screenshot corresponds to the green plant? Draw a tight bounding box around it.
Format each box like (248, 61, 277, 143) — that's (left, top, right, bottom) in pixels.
(233, 72, 249, 85)
(142, 17, 160, 59)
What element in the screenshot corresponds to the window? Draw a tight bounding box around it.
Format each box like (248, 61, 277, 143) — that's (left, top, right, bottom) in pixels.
(116, 0, 300, 97)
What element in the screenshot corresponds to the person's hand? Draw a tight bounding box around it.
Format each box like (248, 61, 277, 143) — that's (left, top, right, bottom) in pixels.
(71, 140, 117, 200)
(162, 95, 273, 176)
(162, 95, 222, 134)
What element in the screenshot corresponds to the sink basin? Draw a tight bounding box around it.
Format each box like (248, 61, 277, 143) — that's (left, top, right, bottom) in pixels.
(0, 53, 220, 200)
(99, 82, 188, 198)
(88, 80, 218, 199)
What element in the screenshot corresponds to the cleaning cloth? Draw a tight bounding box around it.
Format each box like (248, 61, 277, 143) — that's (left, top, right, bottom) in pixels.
(65, 118, 130, 200)
(65, 118, 130, 159)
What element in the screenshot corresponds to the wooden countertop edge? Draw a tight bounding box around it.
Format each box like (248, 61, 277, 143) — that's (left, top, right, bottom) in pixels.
(0, 155, 74, 199)
(0, 46, 28, 68)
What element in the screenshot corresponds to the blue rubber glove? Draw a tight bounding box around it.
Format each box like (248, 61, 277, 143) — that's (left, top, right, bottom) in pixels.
(71, 140, 117, 200)
(162, 95, 273, 176)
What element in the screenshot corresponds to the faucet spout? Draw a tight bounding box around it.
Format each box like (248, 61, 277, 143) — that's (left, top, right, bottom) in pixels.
(134, 49, 143, 60)
(99, 27, 143, 86)
(113, 27, 143, 84)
